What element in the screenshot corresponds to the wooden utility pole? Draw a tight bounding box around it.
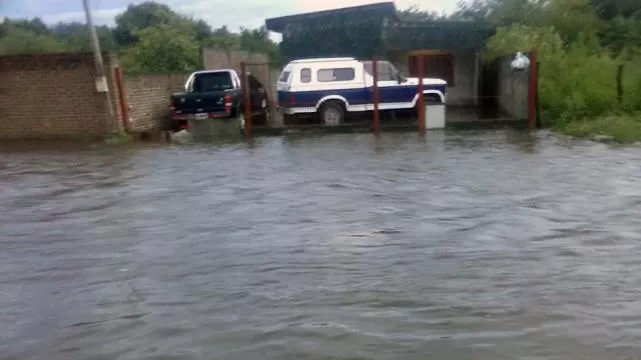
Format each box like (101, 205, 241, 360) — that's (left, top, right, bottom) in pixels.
(83, 0, 116, 121)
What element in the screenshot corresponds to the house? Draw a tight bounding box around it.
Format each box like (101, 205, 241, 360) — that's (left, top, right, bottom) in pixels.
(265, 2, 496, 110)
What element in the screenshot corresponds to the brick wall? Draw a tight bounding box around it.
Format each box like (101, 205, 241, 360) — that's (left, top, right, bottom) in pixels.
(0, 53, 120, 139)
(0, 50, 281, 139)
(121, 74, 187, 131)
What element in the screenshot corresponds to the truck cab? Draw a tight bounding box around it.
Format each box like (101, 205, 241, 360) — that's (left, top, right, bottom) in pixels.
(276, 57, 447, 126)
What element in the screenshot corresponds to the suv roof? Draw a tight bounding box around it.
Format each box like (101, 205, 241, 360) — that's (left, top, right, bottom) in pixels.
(290, 57, 356, 64)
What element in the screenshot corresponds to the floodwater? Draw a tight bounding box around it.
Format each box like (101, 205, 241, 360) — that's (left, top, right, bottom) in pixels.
(2, 131, 641, 359)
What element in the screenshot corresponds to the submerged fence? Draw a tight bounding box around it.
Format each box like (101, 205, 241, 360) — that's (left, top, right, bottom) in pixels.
(240, 52, 539, 138)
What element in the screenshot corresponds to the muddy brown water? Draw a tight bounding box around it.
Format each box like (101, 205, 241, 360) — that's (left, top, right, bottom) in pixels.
(2, 130, 641, 359)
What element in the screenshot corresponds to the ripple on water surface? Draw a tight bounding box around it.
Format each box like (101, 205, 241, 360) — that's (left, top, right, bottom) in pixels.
(1, 131, 641, 359)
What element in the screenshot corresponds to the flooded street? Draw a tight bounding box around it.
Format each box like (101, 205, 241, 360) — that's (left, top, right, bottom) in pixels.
(2, 130, 641, 359)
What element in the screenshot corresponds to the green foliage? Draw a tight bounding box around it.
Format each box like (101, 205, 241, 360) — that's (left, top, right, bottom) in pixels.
(544, 0, 603, 44)
(0, 27, 69, 54)
(598, 16, 641, 59)
(453, 0, 546, 25)
(120, 23, 201, 74)
(564, 114, 641, 143)
(397, 5, 448, 21)
(484, 24, 565, 62)
(114, 1, 191, 46)
(50, 22, 118, 52)
(472, 0, 641, 141)
(590, 0, 641, 20)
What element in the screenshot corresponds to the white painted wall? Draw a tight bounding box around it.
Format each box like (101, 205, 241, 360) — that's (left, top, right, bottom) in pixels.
(388, 51, 479, 106)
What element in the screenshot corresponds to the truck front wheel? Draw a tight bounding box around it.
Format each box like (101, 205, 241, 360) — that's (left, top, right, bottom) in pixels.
(318, 101, 345, 126)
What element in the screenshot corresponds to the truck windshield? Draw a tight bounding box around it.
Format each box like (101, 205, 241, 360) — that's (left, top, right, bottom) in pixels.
(192, 72, 233, 92)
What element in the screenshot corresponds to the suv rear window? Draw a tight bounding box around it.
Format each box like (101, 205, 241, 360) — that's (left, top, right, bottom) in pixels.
(317, 68, 355, 82)
(192, 72, 233, 92)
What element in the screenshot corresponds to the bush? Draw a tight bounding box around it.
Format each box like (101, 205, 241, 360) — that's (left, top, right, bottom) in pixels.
(484, 24, 641, 141)
(564, 114, 641, 143)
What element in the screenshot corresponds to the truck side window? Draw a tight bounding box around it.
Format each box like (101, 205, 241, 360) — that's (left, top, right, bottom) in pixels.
(317, 68, 355, 82)
(362, 61, 396, 81)
(300, 68, 311, 83)
(378, 62, 396, 81)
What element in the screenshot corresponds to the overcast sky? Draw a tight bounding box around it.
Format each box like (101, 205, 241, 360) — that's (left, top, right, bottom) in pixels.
(1, 0, 459, 36)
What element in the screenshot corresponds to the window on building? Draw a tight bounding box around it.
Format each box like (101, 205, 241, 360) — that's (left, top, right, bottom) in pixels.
(300, 68, 311, 83)
(408, 54, 455, 86)
(317, 68, 355, 82)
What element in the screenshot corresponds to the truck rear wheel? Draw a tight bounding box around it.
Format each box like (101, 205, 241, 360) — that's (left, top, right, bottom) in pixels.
(319, 101, 344, 126)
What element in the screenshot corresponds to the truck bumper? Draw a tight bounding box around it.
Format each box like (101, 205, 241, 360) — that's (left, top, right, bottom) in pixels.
(171, 111, 232, 121)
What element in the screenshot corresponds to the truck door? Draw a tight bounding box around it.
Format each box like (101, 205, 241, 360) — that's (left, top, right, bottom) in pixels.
(364, 61, 409, 108)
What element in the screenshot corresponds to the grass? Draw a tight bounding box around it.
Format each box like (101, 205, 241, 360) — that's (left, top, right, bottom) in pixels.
(103, 131, 136, 145)
(560, 114, 641, 144)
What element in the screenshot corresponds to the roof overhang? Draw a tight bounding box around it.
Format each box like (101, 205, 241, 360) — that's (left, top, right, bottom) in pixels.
(265, 2, 398, 33)
(385, 20, 496, 51)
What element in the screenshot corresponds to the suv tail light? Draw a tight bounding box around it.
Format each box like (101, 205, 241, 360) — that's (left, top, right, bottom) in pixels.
(224, 95, 232, 113)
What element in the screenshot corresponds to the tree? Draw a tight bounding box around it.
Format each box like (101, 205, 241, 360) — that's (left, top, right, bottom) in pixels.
(239, 26, 280, 63)
(50, 22, 118, 52)
(453, 0, 547, 25)
(0, 1, 282, 72)
(590, 0, 641, 20)
(119, 23, 201, 73)
(397, 6, 447, 21)
(0, 18, 50, 36)
(114, 1, 190, 46)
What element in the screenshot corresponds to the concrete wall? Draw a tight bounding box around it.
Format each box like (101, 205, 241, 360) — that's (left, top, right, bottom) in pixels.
(203, 48, 280, 104)
(203, 48, 270, 89)
(388, 50, 479, 106)
(0, 53, 120, 139)
(496, 54, 530, 120)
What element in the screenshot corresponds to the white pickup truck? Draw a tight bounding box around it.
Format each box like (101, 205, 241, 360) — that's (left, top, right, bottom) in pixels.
(276, 57, 447, 125)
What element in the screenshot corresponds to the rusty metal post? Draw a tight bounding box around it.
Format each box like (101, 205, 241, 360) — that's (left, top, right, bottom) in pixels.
(527, 50, 538, 130)
(113, 66, 129, 132)
(241, 61, 252, 137)
(417, 54, 425, 136)
(372, 58, 380, 136)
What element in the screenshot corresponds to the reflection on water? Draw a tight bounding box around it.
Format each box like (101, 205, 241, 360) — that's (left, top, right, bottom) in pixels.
(2, 130, 641, 359)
